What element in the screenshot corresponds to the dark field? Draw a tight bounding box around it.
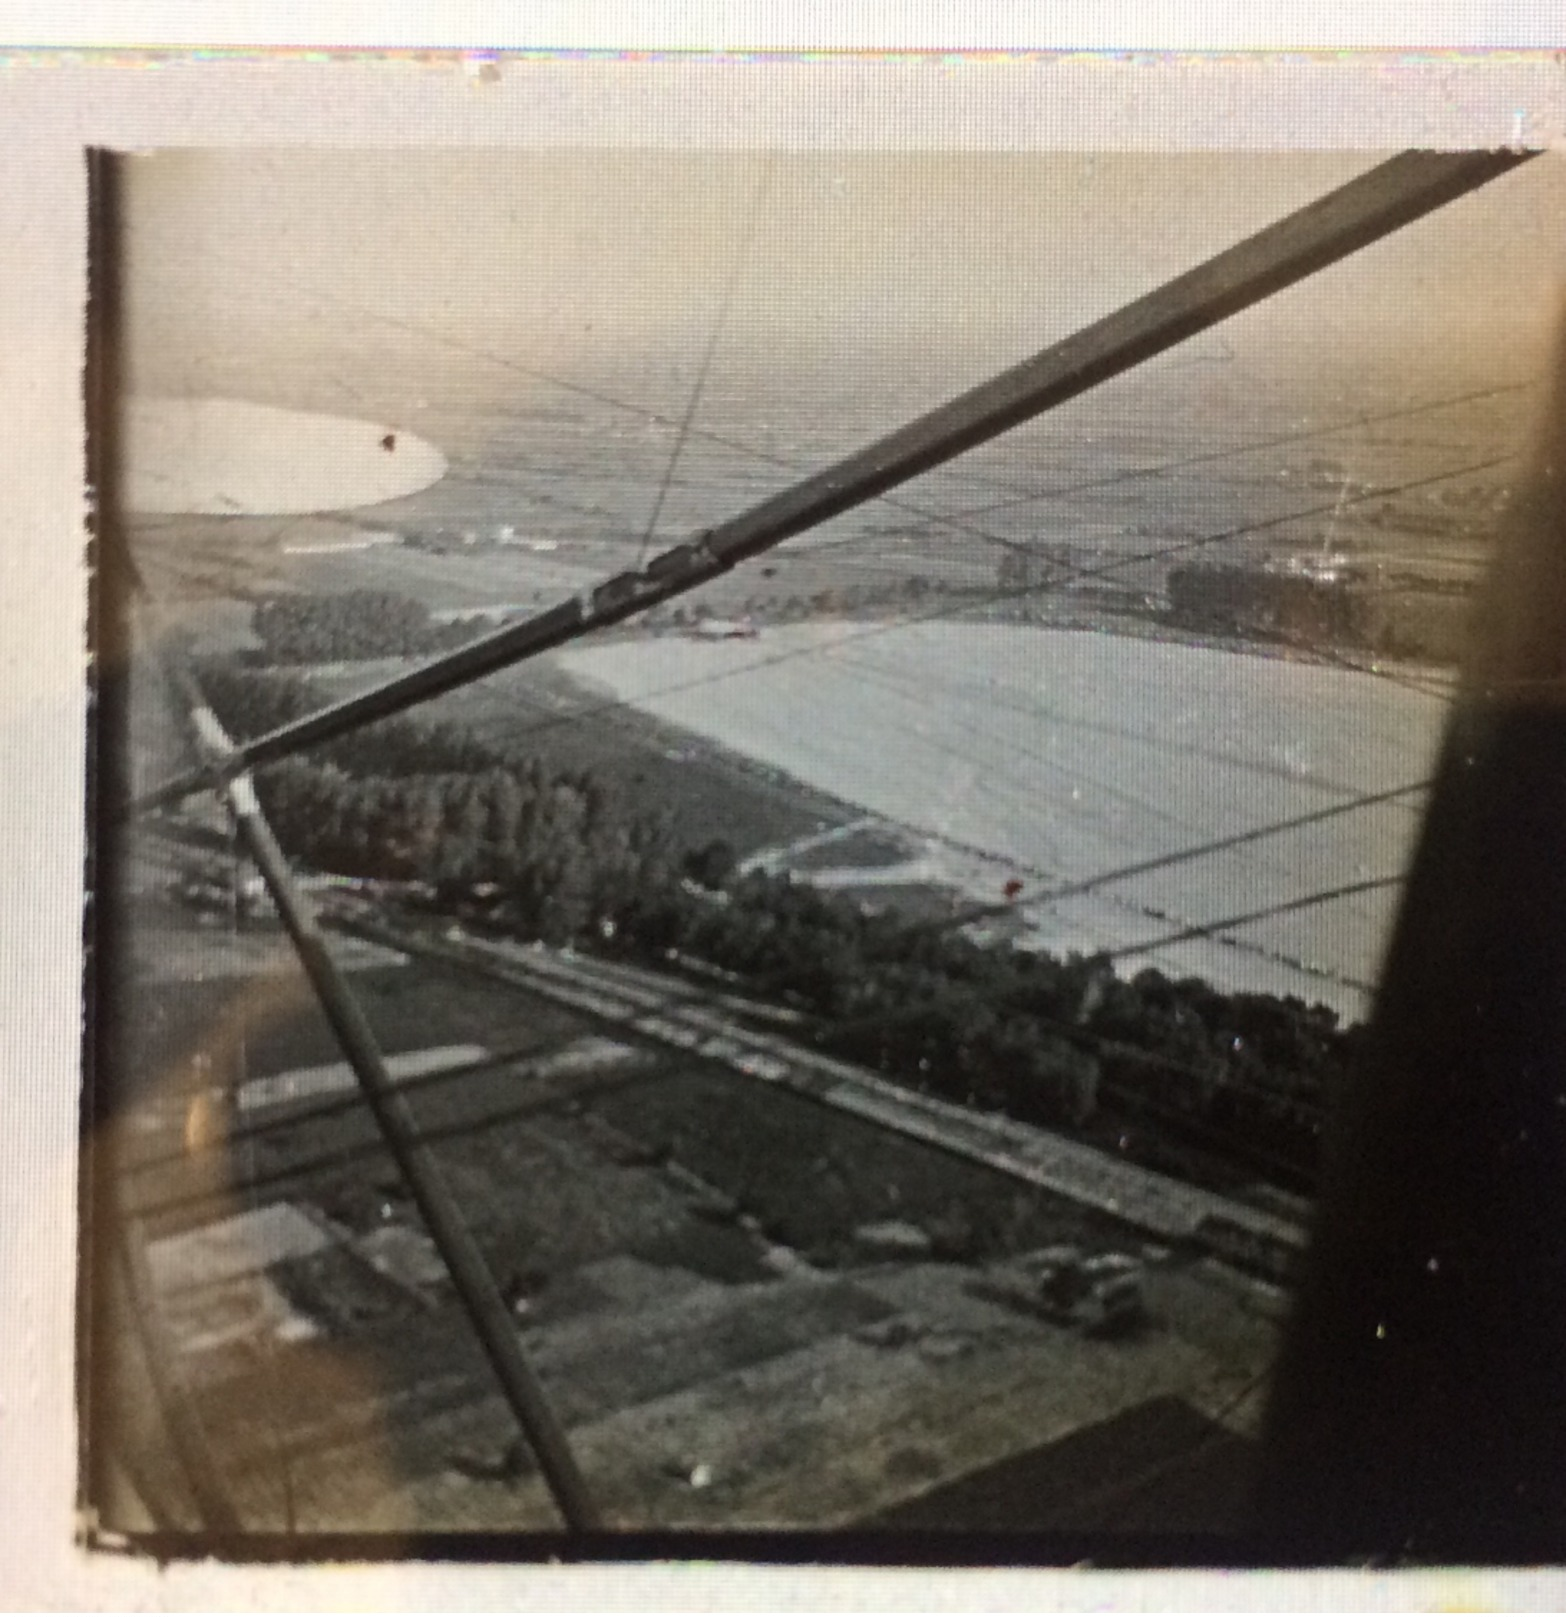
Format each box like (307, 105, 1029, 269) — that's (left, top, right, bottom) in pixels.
(107, 911, 1281, 1536)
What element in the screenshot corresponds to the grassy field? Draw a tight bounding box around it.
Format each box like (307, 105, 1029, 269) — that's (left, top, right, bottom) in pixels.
(556, 621, 1447, 1018)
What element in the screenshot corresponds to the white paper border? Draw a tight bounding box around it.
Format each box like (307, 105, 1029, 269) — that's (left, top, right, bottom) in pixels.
(3, 28, 1565, 1613)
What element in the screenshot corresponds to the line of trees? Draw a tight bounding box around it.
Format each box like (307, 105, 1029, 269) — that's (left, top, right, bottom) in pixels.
(250, 589, 476, 665)
(195, 659, 500, 777)
(607, 860, 1344, 1186)
(196, 660, 675, 946)
(644, 573, 946, 632)
(196, 658, 1351, 1189)
(1165, 561, 1472, 665)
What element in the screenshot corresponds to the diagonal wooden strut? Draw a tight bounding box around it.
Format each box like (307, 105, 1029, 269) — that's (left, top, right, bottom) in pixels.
(167, 662, 602, 1532)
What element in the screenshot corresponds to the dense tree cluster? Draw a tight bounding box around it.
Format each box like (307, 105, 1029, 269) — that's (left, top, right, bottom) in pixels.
(197, 658, 1347, 1188)
(256, 758, 674, 945)
(196, 660, 675, 946)
(1166, 562, 1363, 644)
(251, 589, 474, 665)
(608, 863, 1341, 1184)
(1165, 561, 1471, 665)
(194, 660, 501, 777)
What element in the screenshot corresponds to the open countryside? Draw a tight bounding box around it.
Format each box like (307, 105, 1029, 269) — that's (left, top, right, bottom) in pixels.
(98, 148, 1566, 1549)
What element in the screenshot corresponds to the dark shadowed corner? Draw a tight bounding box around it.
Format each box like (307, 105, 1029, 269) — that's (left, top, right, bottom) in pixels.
(1255, 297, 1566, 1563)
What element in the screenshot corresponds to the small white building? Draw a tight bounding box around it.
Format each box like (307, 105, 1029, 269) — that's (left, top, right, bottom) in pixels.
(691, 616, 759, 641)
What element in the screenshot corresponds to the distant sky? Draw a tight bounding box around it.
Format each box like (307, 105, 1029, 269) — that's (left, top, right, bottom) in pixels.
(123, 149, 1566, 428)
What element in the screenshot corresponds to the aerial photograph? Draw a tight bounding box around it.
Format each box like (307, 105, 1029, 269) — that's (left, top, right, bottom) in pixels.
(85, 146, 1566, 1555)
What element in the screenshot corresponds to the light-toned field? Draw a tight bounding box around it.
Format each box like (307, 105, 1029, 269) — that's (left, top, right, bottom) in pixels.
(559, 622, 1449, 1020)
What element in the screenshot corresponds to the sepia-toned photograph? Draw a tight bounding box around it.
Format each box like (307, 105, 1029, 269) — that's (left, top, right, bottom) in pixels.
(83, 141, 1566, 1561)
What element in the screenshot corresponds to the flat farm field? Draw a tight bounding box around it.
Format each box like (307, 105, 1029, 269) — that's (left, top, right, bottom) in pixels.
(559, 621, 1449, 1019)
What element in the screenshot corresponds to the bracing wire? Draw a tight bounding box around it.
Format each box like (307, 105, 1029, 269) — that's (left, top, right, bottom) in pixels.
(1099, 874, 1404, 964)
(195, 445, 1479, 986)
(159, 441, 1498, 824)
(915, 780, 1428, 943)
(174, 243, 1529, 576)
(633, 158, 774, 571)
(1061, 1361, 1278, 1537)
(944, 380, 1532, 524)
(433, 448, 1499, 767)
